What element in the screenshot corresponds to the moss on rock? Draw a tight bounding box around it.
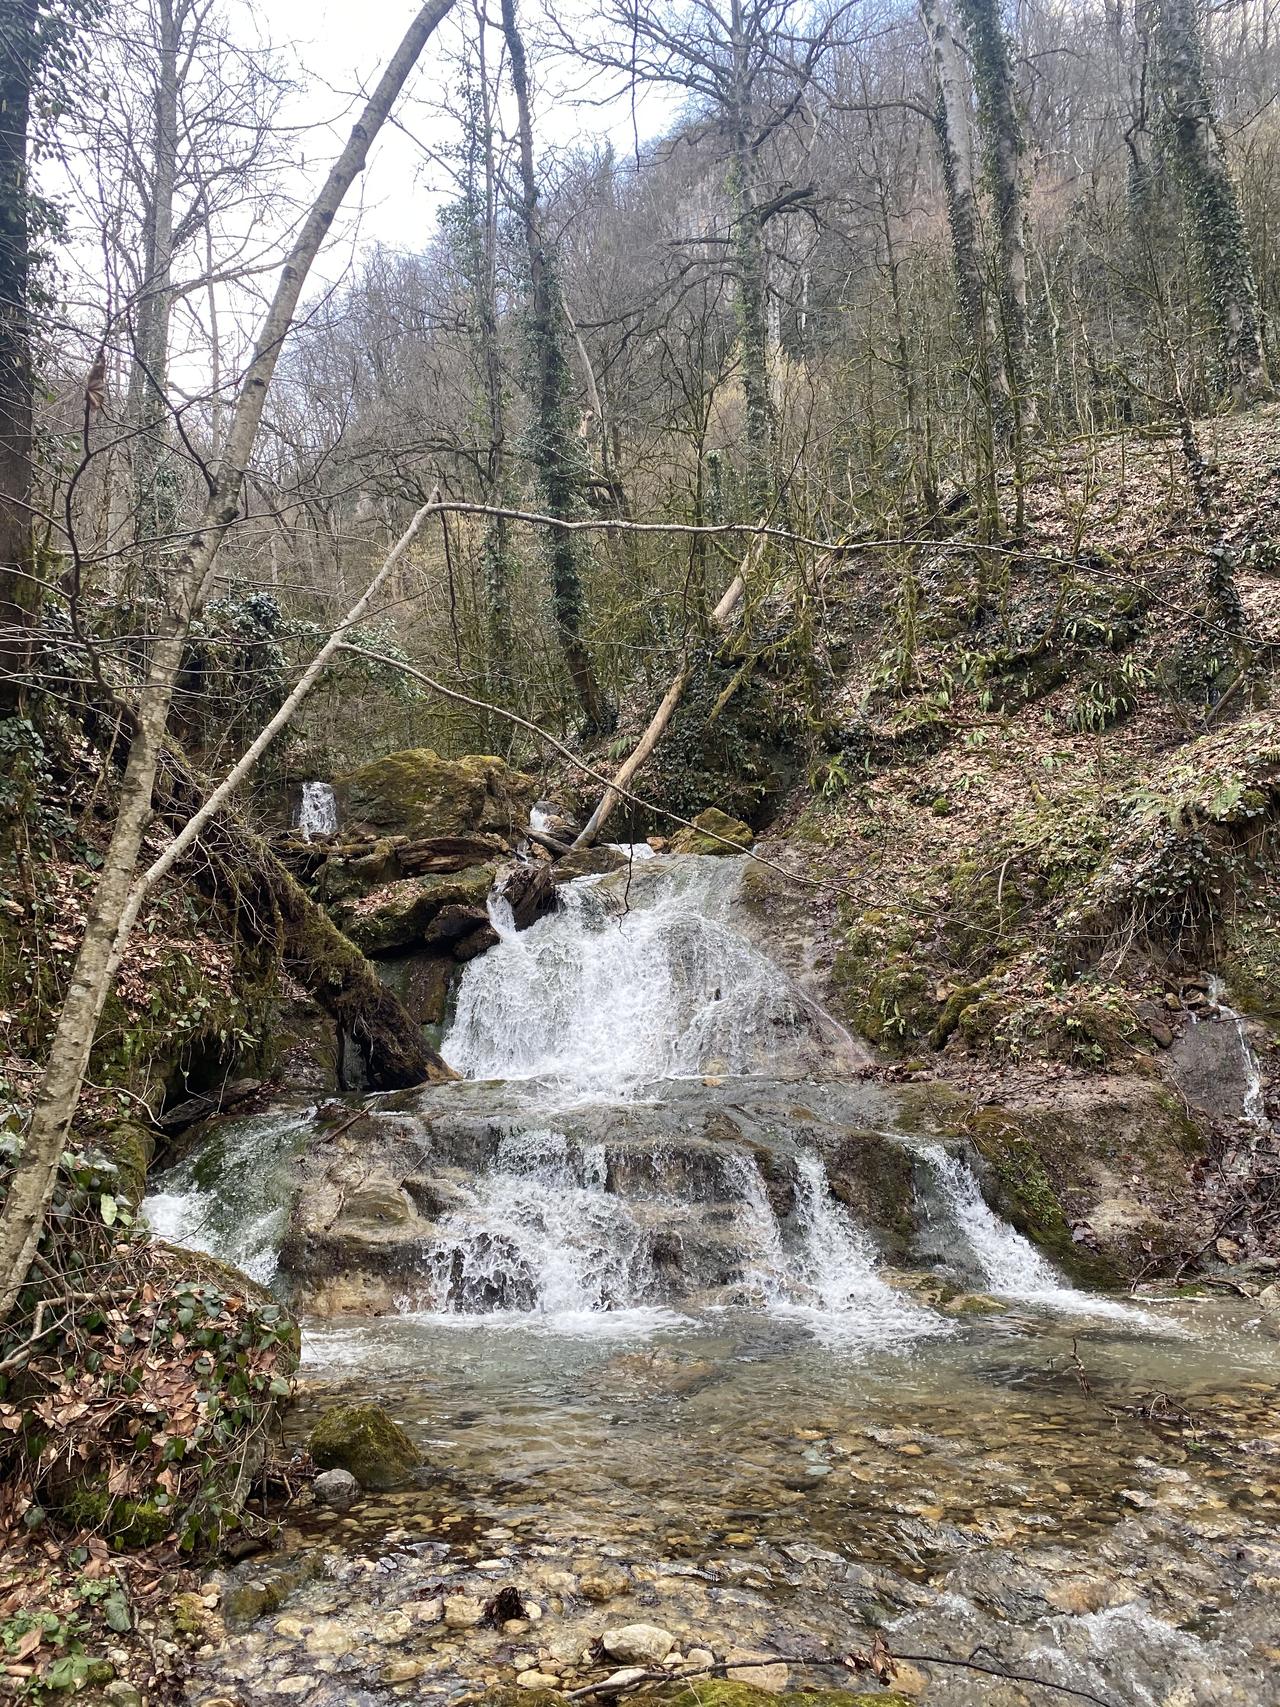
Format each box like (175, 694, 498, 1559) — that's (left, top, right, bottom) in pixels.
(335, 749, 536, 841)
(335, 866, 496, 956)
(309, 1403, 422, 1490)
(671, 808, 755, 855)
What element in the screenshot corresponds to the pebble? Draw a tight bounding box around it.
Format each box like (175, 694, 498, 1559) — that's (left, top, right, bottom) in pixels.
(517, 1671, 561, 1690)
(684, 1648, 715, 1671)
(380, 1659, 427, 1684)
(602, 1623, 675, 1665)
(444, 1596, 486, 1630)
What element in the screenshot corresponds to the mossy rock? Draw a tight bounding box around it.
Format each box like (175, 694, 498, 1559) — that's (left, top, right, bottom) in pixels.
(309, 1403, 421, 1490)
(1220, 909, 1280, 1019)
(101, 1121, 154, 1207)
(57, 1487, 172, 1548)
(335, 865, 496, 956)
(670, 808, 754, 855)
(335, 749, 536, 841)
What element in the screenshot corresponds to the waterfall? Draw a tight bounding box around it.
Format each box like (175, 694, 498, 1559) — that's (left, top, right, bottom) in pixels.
(913, 1143, 1154, 1323)
(143, 1109, 315, 1284)
(443, 855, 825, 1094)
(298, 780, 338, 841)
(424, 1129, 658, 1322)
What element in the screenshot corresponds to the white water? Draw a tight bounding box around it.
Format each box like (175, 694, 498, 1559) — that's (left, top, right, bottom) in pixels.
(298, 780, 338, 841)
(143, 1108, 314, 1284)
(420, 1125, 945, 1347)
(444, 855, 820, 1094)
(914, 1143, 1154, 1323)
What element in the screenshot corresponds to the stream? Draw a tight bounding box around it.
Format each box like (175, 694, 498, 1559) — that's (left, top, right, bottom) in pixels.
(146, 854, 1280, 1707)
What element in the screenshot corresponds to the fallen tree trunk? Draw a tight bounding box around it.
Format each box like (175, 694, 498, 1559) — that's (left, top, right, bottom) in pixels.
(572, 535, 764, 849)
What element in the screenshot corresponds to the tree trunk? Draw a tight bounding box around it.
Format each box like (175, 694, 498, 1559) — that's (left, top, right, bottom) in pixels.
(0, 0, 457, 1328)
(0, 0, 37, 713)
(921, 0, 1003, 395)
(728, 0, 773, 517)
(499, 0, 609, 734)
(124, 0, 181, 587)
(1152, 0, 1271, 403)
(958, 0, 1036, 427)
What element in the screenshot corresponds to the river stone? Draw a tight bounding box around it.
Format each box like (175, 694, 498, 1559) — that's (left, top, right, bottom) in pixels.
(724, 1649, 789, 1693)
(312, 1468, 360, 1511)
(597, 1668, 651, 1692)
(670, 807, 754, 855)
(516, 1672, 560, 1690)
(602, 1623, 676, 1665)
(309, 1404, 421, 1491)
(443, 1595, 486, 1629)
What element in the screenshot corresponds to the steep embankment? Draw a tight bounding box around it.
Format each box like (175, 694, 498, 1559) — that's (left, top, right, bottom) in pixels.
(727, 411, 1280, 1277)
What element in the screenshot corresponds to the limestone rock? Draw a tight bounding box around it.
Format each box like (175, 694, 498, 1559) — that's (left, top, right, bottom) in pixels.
(309, 1403, 421, 1491)
(444, 1595, 486, 1630)
(312, 1468, 360, 1511)
(601, 1623, 676, 1666)
(670, 808, 754, 856)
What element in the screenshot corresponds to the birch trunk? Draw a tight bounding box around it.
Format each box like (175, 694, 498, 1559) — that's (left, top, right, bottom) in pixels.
(0, 0, 457, 1327)
(0, 0, 37, 713)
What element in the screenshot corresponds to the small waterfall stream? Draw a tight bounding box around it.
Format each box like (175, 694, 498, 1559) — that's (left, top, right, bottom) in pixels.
(146, 852, 1151, 1342)
(297, 780, 338, 841)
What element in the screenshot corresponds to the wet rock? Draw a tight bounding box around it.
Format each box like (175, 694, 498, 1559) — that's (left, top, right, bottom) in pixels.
(312, 1468, 360, 1511)
(553, 845, 628, 883)
(516, 1671, 561, 1690)
(444, 1595, 487, 1629)
(602, 1623, 676, 1665)
(309, 1404, 421, 1491)
(381, 1658, 427, 1684)
(671, 808, 754, 855)
(500, 859, 558, 929)
(579, 1570, 629, 1603)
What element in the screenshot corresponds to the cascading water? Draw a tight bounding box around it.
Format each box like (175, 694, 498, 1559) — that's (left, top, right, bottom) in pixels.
(444, 856, 834, 1094)
(298, 780, 338, 841)
(144, 1108, 315, 1284)
(912, 1142, 1153, 1322)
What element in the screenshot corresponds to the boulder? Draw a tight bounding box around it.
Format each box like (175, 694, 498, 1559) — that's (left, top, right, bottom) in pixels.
(375, 953, 454, 1028)
(309, 1403, 421, 1491)
(334, 749, 536, 842)
(334, 865, 496, 956)
(552, 845, 628, 883)
(670, 808, 754, 855)
(602, 1624, 676, 1666)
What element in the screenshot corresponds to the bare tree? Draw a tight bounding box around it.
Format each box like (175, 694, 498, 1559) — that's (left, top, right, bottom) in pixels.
(0, 0, 457, 1326)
